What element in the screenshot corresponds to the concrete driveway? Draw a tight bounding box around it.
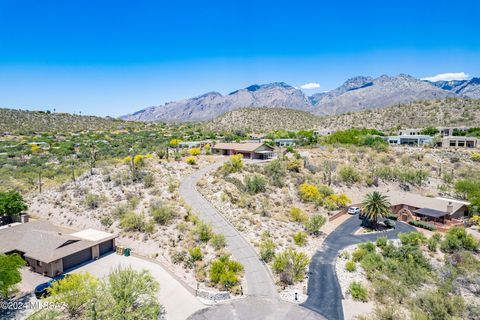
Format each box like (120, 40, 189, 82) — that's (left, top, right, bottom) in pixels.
(71, 253, 205, 320)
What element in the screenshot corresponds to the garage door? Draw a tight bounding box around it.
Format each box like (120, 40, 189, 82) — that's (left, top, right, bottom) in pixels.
(99, 240, 114, 255)
(62, 247, 92, 271)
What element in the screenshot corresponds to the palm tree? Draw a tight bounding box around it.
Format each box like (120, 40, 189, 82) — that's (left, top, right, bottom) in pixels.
(361, 191, 391, 229)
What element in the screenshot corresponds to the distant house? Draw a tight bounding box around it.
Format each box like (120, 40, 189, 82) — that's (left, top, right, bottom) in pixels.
(441, 136, 478, 148)
(385, 135, 432, 146)
(178, 140, 210, 148)
(388, 192, 469, 228)
(274, 138, 296, 147)
(397, 128, 423, 136)
(212, 142, 275, 160)
(438, 126, 470, 137)
(0, 220, 117, 277)
(314, 129, 336, 136)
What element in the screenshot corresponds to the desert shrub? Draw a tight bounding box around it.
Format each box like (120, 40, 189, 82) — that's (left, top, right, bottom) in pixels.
(427, 233, 442, 252)
(409, 220, 437, 231)
(210, 234, 226, 250)
(186, 156, 196, 165)
(0, 190, 27, 216)
(384, 219, 396, 229)
(120, 212, 146, 232)
(298, 183, 320, 202)
(143, 173, 155, 188)
(244, 175, 267, 194)
(339, 250, 350, 260)
(376, 237, 388, 248)
(150, 202, 175, 225)
(352, 248, 367, 262)
(264, 159, 286, 187)
(289, 207, 308, 223)
(399, 231, 426, 246)
(100, 215, 113, 227)
(338, 165, 361, 185)
(358, 241, 376, 252)
(304, 214, 326, 235)
(209, 255, 244, 290)
(171, 250, 187, 264)
(345, 260, 356, 272)
(272, 248, 310, 284)
(259, 239, 276, 262)
(414, 289, 466, 320)
(292, 231, 307, 247)
(189, 247, 203, 262)
(441, 227, 479, 252)
(360, 252, 384, 274)
(348, 282, 368, 302)
(470, 152, 480, 162)
(222, 155, 243, 174)
(84, 193, 102, 209)
(286, 159, 302, 172)
(194, 221, 213, 242)
(189, 148, 201, 156)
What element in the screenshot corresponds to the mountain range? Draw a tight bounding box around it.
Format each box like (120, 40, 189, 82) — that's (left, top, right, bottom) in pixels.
(121, 74, 480, 122)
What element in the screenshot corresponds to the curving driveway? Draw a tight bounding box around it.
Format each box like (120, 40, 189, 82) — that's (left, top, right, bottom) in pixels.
(180, 161, 325, 320)
(302, 216, 416, 320)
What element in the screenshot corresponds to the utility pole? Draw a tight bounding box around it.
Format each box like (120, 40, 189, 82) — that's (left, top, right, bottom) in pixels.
(38, 171, 42, 193)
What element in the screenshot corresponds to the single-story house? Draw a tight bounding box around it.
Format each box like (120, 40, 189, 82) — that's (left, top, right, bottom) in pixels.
(441, 136, 478, 148)
(178, 140, 210, 148)
(274, 138, 297, 147)
(384, 135, 432, 146)
(212, 142, 275, 160)
(314, 129, 336, 136)
(387, 192, 470, 224)
(0, 220, 117, 277)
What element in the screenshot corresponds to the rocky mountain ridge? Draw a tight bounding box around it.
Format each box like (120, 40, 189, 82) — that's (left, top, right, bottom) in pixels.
(122, 74, 480, 122)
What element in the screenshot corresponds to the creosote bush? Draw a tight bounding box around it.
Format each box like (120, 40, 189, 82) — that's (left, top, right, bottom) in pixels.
(289, 207, 308, 223)
(304, 214, 326, 235)
(222, 154, 244, 174)
(244, 174, 267, 194)
(209, 255, 244, 290)
(349, 282, 368, 302)
(272, 248, 310, 285)
(259, 239, 276, 262)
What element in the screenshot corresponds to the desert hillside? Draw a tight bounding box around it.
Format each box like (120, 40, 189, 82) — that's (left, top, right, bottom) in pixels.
(204, 98, 480, 133)
(0, 108, 149, 133)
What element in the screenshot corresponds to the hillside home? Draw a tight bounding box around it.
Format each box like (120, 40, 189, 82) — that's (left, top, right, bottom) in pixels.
(438, 126, 470, 137)
(0, 220, 117, 277)
(441, 136, 478, 148)
(385, 135, 432, 146)
(398, 128, 423, 136)
(274, 138, 296, 147)
(212, 142, 275, 160)
(388, 192, 469, 229)
(314, 129, 336, 136)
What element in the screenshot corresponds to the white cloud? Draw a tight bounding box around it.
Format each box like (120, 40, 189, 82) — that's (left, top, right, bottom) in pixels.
(421, 72, 470, 82)
(300, 82, 321, 89)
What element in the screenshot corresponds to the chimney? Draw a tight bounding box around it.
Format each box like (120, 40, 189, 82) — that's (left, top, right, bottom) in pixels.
(20, 214, 29, 223)
(446, 202, 453, 214)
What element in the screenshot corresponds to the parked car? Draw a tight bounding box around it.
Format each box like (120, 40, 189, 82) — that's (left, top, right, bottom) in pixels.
(34, 274, 67, 299)
(347, 207, 361, 215)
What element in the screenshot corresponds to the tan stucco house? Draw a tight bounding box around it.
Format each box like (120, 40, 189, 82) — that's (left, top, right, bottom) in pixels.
(0, 220, 117, 277)
(212, 142, 275, 160)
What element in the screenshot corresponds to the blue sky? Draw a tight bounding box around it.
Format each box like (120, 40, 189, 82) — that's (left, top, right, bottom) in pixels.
(1, 0, 479, 117)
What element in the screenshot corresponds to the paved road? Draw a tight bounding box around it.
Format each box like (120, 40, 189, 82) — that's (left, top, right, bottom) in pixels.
(180, 161, 326, 320)
(180, 161, 277, 298)
(302, 215, 416, 320)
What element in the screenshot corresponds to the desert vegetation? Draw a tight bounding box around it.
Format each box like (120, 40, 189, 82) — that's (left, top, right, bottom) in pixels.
(338, 229, 479, 320)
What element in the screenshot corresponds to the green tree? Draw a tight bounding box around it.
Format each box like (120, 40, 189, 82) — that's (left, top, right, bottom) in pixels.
(421, 126, 439, 136)
(96, 268, 161, 320)
(48, 272, 98, 318)
(265, 159, 286, 187)
(0, 253, 26, 298)
(0, 191, 28, 217)
(362, 191, 391, 229)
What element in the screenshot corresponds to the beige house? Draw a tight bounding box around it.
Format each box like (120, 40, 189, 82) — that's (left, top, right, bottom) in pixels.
(441, 136, 478, 148)
(0, 220, 117, 277)
(387, 192, 469, 225)
(212, 142, 275, 160)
